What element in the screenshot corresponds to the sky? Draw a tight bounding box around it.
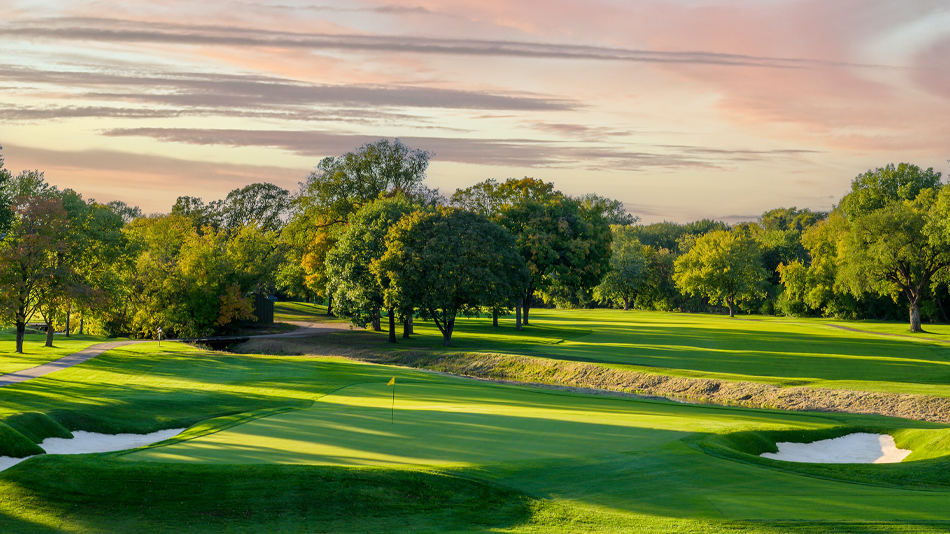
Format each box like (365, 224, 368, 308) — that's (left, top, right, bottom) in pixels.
(1, 0, 948, 223)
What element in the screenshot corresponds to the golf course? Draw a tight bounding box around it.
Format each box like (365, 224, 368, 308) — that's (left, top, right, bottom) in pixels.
(1, 304, 949, 533)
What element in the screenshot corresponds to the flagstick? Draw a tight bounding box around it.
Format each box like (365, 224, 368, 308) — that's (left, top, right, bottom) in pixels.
(391, 382, 395, 424)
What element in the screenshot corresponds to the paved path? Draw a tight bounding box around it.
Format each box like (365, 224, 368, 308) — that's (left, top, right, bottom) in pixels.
(0, 320, 350, 388)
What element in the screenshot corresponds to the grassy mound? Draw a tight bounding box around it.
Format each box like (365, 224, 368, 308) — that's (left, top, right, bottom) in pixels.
(0, 423, 44, 458)
(0, 457, 533, 533)
(1, 412, 73, 443)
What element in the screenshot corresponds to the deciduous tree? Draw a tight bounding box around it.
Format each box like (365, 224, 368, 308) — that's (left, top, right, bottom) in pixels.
(673, 230, 767, 317)
(593, 226, 649, 310)
(374, 208, 526, 346)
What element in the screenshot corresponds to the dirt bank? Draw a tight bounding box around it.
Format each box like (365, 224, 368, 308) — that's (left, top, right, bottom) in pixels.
(372, 351, 950, 424)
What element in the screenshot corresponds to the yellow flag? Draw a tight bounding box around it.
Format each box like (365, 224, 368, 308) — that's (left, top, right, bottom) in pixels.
(387, 377, 395, 386)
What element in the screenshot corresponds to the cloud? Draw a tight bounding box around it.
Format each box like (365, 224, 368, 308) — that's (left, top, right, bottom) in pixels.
(3, 17, 878, 69)
(101, 127, 816, 171)
(0, 143, 309, 214)
(0, 64, 571, 113)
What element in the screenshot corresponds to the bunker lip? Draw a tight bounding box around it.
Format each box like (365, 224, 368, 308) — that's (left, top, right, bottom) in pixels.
(761, 432, 912, 464)
(0, 428, 184, 472)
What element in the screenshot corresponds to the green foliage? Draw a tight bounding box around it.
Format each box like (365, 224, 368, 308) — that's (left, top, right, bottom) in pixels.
(326, 195, 415, 329)
(118, 214, 281, 338)
(673, 229, 767, 316)
(0, 192, 69, 352)
(593, 226, 649, 310)
(375, 208, 527, 345)
(451, 177, 558, 216)
(840, 163, 943, 220)
(300, 139, 431, 228)
(831, 165, 950, 331)
(0, 146, 12, 236)
(499, 194, 611, 310)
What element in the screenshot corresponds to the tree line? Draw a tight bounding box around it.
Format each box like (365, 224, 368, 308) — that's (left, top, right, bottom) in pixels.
(2, 139, 947, 355)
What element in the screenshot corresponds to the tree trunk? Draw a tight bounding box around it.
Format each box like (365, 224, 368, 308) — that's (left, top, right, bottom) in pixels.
(726, 297, 735, 318)
(45, 317, 55, 347)
(523, 293, 531, 326)
(515, 300, 522, 331)
(372, 308, 381, 331)
(326, 295, 334, 316)
(65, 309, 71, 337)
(15, 321, 25, 354)
(403, 317, 411, 339)
(910, 300, 923, 333)
(492, 309, 498, 327)
(79, 316, 84, 335)
(442, 318, 454, 347)
(623, 295, 629, 311)
(388, 308, 397, 343)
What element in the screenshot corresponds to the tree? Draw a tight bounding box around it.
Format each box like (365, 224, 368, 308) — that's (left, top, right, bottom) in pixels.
(325, 195, 415, 342)
(374, 208, 527, 347)
(840, 163, 942, 219)
(285, 139, 431, 312)
(0, 195, 69, 353)
(453, 178, 619, 324)
(218, 183, 291, 232)
(105, 200, 142, 224)
(830, 163, 948, 332)
(837, 190, 950, 332)
(171, 196, 221, 231)
(299, 139, 431, 229)
(673, 230, 767, 317)
(0, 146, 13, 237)
(498, 195, 612, 325)
(122, 214, 258, 338)
(594, 226, 649, 310)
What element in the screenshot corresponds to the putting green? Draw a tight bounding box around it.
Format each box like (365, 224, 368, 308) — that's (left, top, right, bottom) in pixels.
(128, 378, 830, 466)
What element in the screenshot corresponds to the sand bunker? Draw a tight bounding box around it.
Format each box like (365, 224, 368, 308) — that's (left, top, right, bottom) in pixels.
(0, 428, 184, 472)
(761, 433, 911, 464)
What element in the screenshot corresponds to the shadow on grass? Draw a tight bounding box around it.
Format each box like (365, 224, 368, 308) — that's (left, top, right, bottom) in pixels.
(0, 456, 534, 533)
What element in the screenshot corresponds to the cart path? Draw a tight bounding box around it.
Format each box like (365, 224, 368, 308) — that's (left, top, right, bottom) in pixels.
(0, 320, 350, 388)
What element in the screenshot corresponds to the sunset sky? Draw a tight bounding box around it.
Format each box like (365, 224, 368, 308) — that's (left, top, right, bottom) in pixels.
(1, 1, 948, 222)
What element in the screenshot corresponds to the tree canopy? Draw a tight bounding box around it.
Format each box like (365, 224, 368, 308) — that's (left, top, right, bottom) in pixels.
(673, 230, 767, 317)
(325, 195, 416, 340)
(374, 208, 526, 346)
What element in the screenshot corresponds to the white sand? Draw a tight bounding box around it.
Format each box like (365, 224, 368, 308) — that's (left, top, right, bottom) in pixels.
(761, 432, 912, 464)
(0, 428, 184, 472)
